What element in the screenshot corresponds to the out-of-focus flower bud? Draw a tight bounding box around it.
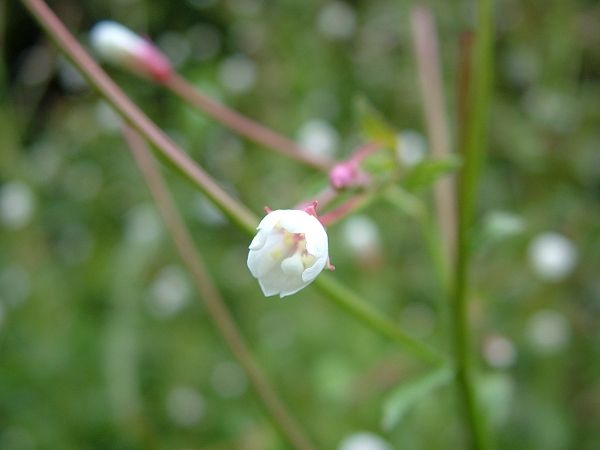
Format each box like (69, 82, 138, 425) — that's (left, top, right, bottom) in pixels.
(528, 232, 577, 281)
(329, 160, 370, 190)
(90, 21, 173, 82)
(247, 209, 329, 298)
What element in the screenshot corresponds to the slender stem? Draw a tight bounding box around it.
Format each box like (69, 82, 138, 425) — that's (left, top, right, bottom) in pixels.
(165, 74, 332, 171)
(122, 127, 317, 450)
(314, 275, 444, 365)
(456, 31, 475, 152)
(20, 0, 257, 235)
(410, 5, 457, 266)
(452, 0, 494, 449)
(319, 193, 369, 227)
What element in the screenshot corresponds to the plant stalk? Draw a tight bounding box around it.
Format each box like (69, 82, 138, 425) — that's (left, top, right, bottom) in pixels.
(165, 74, 332, 171)
(451, 0, 494, 449)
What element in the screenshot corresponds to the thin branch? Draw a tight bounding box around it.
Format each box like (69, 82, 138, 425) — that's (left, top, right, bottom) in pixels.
(165, 74, 332, 171)
(122, 126, 317, 450)
(314, 275, 444, 365)
(20, 0, 257, 234)
(410, 5, 457, 266)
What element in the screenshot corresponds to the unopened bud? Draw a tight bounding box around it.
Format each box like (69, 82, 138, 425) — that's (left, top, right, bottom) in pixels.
(90, 21, 173, 82)
(329, 161, 370, 190)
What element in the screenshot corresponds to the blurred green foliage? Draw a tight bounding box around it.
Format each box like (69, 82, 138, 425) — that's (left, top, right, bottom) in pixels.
(1, 0, 599, 449)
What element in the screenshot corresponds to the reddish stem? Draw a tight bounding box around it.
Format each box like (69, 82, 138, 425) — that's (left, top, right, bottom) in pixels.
(164, 74, 332, 171)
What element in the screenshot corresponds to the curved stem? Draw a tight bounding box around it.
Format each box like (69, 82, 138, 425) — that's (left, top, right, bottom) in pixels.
(123, 127, 317, 450)
(165, 74, 332, 171)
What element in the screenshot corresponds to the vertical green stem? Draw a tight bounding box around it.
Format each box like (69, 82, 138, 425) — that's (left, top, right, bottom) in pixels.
(452, 0, 494, 449)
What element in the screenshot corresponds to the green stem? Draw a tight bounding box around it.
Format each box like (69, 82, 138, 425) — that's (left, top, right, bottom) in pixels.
(452, 0, 494, 449)
(315, 274, 443, 365)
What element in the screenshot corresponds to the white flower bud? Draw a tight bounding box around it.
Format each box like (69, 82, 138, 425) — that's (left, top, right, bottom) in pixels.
(247, 209, 329, 298)
(528, 232, 577, 281)
(90, 21, 172, 82)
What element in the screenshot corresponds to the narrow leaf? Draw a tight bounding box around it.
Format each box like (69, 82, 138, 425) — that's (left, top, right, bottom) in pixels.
(382, 366, 454, 431)
(355, 97, 398, 149)
(402, 156, 461, 192)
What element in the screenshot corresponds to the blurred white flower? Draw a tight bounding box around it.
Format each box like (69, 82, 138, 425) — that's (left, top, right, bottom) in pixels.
(125, 204, 162, 244)
(297, 119, 339, 158)
(247, 209, 329, 297)
(483, 211, 525, 240)
(526, 309, 570, 355)
(341, 215, 381, 258)
(338, 432, 392, 450)
(218, 54, 256, 93)
(528, 232, 577, 281)
(317, 1, 357, 40)
(90, 21, 172, 82)
(148, 265, 191, 318)
(396, 130, 427, 167)
(0, 181, 35, 230)
(166, 386, 205, 427)
(482, 334, 517, 369)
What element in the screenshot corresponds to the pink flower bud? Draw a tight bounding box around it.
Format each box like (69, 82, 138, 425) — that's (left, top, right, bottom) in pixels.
(90, 21, 172, 83)
(329, 161, 370, 190)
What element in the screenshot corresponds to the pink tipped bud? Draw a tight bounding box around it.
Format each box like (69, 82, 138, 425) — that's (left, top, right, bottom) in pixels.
(329, 161, 370, 190)
(90, 21, 173, 83)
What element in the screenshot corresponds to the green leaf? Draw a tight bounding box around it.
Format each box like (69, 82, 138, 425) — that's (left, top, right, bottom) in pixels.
(383, 186, 425, 219)
(402, 156, 461, 192)
(382, 366, 454, 431)
(355, 96, 398, 149)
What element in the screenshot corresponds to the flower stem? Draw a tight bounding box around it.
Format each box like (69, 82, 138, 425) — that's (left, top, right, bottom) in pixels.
(122, 126, 317, 450)
(451, 0, 494, 448)
(164, 74, 332, 171)
(315, 274, 444, 365)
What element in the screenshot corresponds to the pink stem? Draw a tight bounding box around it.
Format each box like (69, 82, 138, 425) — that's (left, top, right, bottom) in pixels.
(165, 74, 332, 171)
(411, 5, 457, 263)
(319, 193, 369, 227)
